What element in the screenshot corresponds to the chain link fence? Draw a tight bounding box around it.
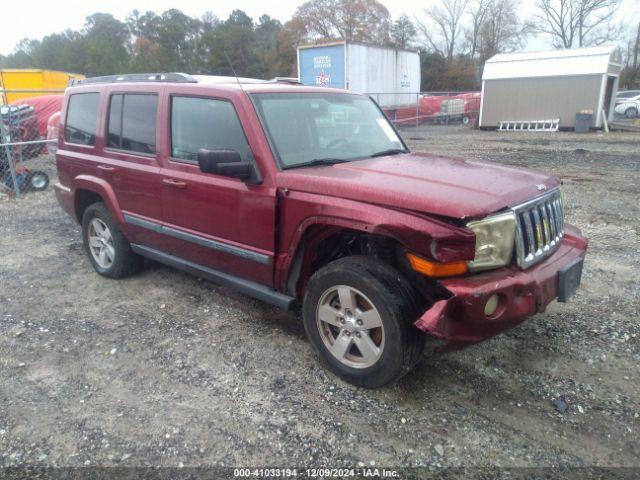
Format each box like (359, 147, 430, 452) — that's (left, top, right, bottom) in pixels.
(0, 89, 62, 199)
(369, 91, 481, 129)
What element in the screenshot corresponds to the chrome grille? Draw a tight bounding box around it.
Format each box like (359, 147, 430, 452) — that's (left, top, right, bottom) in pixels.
(513, 189, 564, 269)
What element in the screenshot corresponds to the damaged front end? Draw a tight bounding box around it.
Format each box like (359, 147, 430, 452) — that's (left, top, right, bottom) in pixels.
(413, 225, 588, 351)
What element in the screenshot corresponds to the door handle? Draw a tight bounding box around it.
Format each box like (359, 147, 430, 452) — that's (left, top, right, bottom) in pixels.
(97, 164, 116, 173)
(162, 178, 188, 189)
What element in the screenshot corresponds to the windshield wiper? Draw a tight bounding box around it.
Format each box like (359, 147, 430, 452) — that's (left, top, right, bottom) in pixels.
(370, 148, 408, 158)
(293, 158, 350, 168)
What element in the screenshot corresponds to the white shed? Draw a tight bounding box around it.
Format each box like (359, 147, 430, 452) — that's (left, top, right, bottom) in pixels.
(479, 46, 622, 129)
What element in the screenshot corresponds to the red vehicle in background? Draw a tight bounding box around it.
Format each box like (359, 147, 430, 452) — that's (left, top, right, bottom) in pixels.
(382, 92, 481, 127)
(419, 92, 481, 125)
(46, 111, 61, 154)
(13, 95, 63, 140)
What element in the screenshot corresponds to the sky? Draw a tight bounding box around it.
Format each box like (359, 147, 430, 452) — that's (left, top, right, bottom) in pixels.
(0, 0, 638, 56)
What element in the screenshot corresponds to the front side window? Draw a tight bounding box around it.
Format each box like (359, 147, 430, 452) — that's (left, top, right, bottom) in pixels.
(107, 93, 157, 155)
(251, 92, 405, 168)
(65, 93, 100, 146)
(170, 96, 251, 162)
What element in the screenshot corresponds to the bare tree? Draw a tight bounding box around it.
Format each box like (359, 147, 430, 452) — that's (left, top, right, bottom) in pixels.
(416, 0, 469, 62)
(634, 22, 640, 71)
(478, 0, 531, 61)
(534, 0, 623, 48)
(620, 21, 640, 87)
(293, 0, 391, 43)
(466, 0, 490, 58)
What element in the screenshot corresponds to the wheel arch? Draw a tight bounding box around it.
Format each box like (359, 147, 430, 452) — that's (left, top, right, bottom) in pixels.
(278, 216, 463, 307)
(280, 221, 401, 298)
(72, 175, 125, 225)
(275, 191, 474, 304)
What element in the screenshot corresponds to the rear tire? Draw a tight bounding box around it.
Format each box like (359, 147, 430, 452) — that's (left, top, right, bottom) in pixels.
(302, 256, 426, 388)
(82, 202, 143, 279)
(27, 171, 49, 191)
(625, 107, 638, 119)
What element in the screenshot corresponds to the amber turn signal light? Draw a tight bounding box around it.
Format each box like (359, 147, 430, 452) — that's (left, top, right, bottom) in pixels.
(406, 253, 468, 278)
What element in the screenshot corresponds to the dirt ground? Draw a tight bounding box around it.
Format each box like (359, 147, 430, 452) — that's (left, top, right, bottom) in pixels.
(0, 127, 639, 471)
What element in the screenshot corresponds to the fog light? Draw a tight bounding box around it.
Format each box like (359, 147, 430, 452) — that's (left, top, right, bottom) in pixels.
(484, 294, 499, 317)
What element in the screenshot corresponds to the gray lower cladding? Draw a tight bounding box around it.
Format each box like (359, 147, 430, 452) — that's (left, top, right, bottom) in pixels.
(131, 244, 296, 310)
(123, 213, 270, 265)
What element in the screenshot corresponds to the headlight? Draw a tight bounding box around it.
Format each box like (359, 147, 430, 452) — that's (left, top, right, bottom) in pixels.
(466, 211, 516, 272)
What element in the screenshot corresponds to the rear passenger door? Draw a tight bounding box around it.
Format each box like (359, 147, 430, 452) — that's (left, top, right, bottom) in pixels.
(101, 89, 165, 249)
(158, 94, 276, 287)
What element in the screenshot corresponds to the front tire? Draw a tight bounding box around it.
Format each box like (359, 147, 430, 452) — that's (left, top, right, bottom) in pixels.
(625, 107, 638, 119)
(82, 202, 143, 279)
(302, 256, 426, 388)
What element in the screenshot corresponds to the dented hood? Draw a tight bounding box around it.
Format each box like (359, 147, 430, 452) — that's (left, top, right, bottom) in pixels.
(277, 152, 560, 220)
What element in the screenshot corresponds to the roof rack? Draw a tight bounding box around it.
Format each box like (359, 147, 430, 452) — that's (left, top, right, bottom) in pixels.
(69, 73, 198, 86)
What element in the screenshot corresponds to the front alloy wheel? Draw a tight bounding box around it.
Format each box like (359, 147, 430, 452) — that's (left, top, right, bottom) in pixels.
(316, 285, 385, 369)
(303, 256, 426, 388)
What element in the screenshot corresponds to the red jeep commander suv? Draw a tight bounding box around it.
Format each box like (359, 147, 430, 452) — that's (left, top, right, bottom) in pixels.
(54, 73, 587, 387)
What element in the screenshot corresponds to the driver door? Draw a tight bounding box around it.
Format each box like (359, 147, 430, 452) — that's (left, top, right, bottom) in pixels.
(158, 94, 276, 286)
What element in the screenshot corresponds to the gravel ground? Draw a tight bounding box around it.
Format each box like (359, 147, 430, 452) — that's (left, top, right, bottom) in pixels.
(0, 127, 639, 471)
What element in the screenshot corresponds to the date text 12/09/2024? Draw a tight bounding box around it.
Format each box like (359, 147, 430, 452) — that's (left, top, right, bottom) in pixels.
(234, 468, 401, 478)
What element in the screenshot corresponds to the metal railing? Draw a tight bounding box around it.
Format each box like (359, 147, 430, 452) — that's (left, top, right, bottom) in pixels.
(1, 90, 61, 198)
(368, 91, 482, 128)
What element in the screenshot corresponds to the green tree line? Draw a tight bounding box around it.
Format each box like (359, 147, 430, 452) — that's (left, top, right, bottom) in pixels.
(0, 10, 293, 80)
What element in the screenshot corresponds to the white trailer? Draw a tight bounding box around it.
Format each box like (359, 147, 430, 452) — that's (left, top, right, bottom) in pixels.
(297, 41, 421, 107)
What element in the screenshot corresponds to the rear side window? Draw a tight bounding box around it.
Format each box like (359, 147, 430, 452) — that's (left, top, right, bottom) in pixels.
(65, 93, 100, 146)
(107, 93, 158, 155)
(170, 96, 251, 162)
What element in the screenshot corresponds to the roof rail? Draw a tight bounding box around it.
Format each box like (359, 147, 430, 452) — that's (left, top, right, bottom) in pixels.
(69, 73, 198, 86)
(270, 77, 302, 85)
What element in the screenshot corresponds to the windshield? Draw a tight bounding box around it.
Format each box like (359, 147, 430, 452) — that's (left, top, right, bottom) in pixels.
(617, 91, 640, 99)
(251, 92, 406, 168)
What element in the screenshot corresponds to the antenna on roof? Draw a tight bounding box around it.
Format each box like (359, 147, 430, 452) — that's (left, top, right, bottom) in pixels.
(223, 51, 247, 96)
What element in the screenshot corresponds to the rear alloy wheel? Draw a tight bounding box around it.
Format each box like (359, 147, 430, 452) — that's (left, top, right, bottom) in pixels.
(88, 218, 116, 270)
(625, 107, 638, 119)
(82, 202, 143, 278)
(303, 256, 426, 388)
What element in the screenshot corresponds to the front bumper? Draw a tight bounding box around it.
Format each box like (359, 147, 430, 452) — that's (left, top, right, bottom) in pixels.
(414, 224, 587, 349)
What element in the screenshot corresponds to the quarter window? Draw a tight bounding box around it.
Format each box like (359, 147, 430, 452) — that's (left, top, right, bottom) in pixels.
(170, 96, 251, 162)
(65, 93, 100, 146)
(107, 93, 158, 155)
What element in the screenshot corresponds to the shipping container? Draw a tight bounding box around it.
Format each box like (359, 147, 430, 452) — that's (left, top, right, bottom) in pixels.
(297, 41, 421, 108)
(0, 69, 84, 104)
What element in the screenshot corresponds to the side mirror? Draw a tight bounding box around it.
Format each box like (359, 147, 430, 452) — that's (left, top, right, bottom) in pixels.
(197, 149, 253, 180)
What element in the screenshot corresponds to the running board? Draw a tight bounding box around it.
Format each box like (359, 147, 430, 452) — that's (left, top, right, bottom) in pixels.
(131, 244, 296, 310)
